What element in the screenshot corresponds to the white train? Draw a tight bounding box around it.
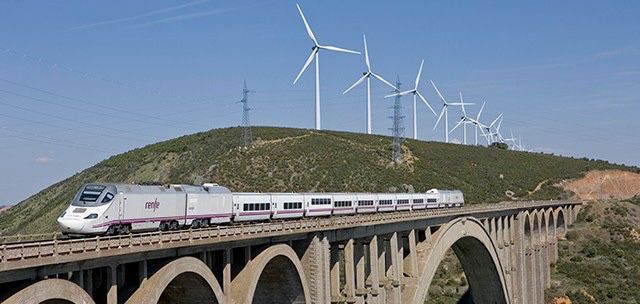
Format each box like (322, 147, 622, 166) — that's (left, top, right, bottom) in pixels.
(57, 183, 464, 235)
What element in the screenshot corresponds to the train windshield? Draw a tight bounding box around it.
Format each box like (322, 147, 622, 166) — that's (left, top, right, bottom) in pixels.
(73, 185, 106, 206)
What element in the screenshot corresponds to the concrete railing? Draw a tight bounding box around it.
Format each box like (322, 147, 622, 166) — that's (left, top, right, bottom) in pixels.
(0, 201, 578, 265)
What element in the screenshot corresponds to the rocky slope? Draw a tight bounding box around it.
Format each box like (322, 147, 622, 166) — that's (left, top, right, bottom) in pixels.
(563, 170, 640, 200)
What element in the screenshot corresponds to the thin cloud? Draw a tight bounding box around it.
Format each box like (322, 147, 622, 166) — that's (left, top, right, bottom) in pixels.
(128, 7, 235, 28)
(70, 0, 209, 30)
(35, 156, 53, 164)
(506, 47, 640, 72)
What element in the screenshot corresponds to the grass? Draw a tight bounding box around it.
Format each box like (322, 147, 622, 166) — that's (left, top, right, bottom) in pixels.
(0, 126, 634, 235)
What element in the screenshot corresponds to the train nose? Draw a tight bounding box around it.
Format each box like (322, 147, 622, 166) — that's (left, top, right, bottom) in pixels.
(57, 218, 85, 233)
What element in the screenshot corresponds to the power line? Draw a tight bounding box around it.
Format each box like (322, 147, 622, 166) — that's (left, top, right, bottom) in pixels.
(0, 126, 118, 153)
(0, 47, 188, 102)
(0, 77, 236, 130)
(0, 98, 158, 140)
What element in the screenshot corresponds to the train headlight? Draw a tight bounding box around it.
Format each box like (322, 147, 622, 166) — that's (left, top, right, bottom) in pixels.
(84, 213, 98, 219)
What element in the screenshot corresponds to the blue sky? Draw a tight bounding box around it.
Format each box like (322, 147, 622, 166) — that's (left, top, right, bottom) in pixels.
(0, 1, 639, 204)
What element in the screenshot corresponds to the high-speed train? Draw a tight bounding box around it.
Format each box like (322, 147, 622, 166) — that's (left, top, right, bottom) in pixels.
(57, 183, 464, 235)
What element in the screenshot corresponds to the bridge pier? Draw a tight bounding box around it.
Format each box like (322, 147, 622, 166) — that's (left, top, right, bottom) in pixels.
(405, 229, 418, 278)
(367, 235, 382, 304)
(107, 265, 118, 304)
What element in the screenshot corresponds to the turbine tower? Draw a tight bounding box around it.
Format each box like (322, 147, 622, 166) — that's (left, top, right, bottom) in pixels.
(293, 4, 360, 130)
(386, 60, 436, 140)
(343, 35, 396, 134)
(239, 80, 253, 149)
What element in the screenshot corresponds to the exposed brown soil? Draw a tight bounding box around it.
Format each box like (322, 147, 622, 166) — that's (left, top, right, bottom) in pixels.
(0, 206, 11, 214)
(562, 170, 640, 200)
(552, 296, 572, 304)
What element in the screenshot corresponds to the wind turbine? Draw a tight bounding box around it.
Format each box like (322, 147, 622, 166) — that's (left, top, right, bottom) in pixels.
(385, 59, 436, 140)
(293, 4, 360, 130)
(465, 101, 488, 145)
(518, 135, 527, 152)
(504, 129, 518, 149)
(494, 116, 505, 142)
(431, 81, 472, 143)
(484, 113, 503, 144)
(448, 92, 476, 145)
(343, 35, 396, 134)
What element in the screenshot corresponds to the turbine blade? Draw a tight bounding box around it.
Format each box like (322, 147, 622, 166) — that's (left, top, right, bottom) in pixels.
(371, 73, 397, 90)
(476, 101, 485, 120)
(415, 59, 424, 89)
(417, 91, 436, 116)
(384, 90, 412, 98)
(449, 119, 464, 134)
(293, 50, 316, 84)
(343, 74, 368, 94)
(296, 4, 318, 45)
(319, 45, 360, 54)
(363, 34, 370, 71)
(430, 80, 447, 103)
(460, 96, 465, 117)
(489, 113, 503, 128)
(434, 107, 445, 130)
(478, 126, 487, 137)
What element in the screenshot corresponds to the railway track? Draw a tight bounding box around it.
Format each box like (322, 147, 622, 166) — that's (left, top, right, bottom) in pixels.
(0, 200, 579, 265)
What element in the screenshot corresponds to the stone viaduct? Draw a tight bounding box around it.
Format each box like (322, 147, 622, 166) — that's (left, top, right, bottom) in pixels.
(0, 201, 580, 304)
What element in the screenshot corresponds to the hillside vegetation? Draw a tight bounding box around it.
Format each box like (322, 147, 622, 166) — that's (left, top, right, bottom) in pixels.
(0, 127, 632, 235)
(547, 197, 640, 303)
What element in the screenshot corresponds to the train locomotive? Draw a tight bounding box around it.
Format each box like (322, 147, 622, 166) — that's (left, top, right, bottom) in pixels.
(57, 183, 464, 235)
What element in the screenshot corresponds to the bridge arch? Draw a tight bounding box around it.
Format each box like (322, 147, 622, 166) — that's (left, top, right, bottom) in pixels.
(411, 217, 510, 304)
(2, 278, 95, 304)
(231, 243, 310, 304)
(554, 207, 567, 238)
(545, 208, 555, 240)
(125, 256, 224, 304)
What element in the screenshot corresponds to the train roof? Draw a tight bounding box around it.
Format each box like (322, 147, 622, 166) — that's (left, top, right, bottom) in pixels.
(85, 183, 231, 195)
(426, 189, 463, 194)
(81, 184, 459, 196)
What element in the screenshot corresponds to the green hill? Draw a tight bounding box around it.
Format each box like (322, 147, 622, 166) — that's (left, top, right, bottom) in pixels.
(0, 127, 633, 236)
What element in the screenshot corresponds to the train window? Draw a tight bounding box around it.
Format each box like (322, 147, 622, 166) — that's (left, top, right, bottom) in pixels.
(397, 199, 409, 205)
(427, 198, 437, 203)
(311, 198, 331, 205)
(284, 202, 302, 209)
(412, 199, 424, 204)
(379, 199, 392, 205)
(358, 200, 373, 206)
(334, 200, 352, 207)
(101, 193, 114, 203)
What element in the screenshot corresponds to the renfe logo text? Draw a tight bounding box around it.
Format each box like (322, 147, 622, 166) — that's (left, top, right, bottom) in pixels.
(145, 198, 160, 212)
